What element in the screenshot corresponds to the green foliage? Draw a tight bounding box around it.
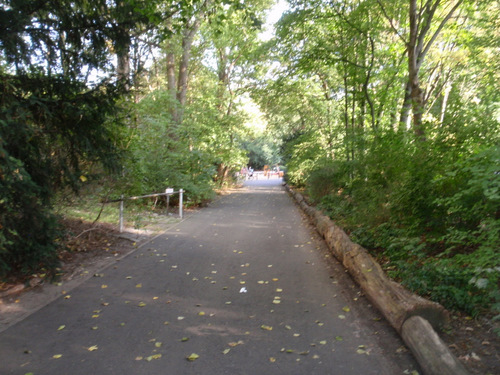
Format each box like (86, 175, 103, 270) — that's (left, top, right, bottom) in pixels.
(264, 0, 499, 316)
(307, 162, 350, 202)
(279, 131, 325, 187)
(120, 89, 216, 205)
(388, 259, 492, 316)
(310, 139, 499, 315)
(433, 146, 500, 253)
(0, 138, 62, 276)
(242, 134, 281, 169)
(0, 73, 123, 278)
(0, 0, 133, 277)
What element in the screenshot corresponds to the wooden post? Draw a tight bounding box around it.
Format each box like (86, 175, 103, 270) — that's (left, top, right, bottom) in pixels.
(179, 189, 183, 219)
(119, 195, 124, 233)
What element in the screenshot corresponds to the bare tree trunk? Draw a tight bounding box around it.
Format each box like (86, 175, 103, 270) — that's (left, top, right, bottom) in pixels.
(175, 17, 202, 124)
(117, 49, 130, 90)
(408, 0, 425, 139)
(399, 81, 412, 131)
(394, 0, 463, 137)
(167, 52, 177, 98)
(165, 0, 211, 126)
(166, 50, 177, 122)
(343, 74, 350, 162)
(439, 83, 452, 124)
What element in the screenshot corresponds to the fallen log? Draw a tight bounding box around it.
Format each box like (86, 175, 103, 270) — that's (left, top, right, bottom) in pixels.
(285, 185, 448, 332)
(285, 184, 469, 375)
(340, 241, 448, 333)
(402, 316, 469, 375)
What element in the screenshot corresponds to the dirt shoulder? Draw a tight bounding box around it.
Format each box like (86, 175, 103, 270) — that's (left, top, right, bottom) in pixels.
(0, 215, 181, 332)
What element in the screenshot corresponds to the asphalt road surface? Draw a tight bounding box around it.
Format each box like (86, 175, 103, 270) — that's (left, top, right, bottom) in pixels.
(0, 179, 420, 374)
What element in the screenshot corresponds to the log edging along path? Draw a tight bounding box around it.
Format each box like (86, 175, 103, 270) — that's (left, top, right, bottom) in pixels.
(285, 184, 470, 375)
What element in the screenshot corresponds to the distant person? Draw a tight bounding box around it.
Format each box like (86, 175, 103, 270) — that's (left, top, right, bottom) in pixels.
(241, 166, 248, 180)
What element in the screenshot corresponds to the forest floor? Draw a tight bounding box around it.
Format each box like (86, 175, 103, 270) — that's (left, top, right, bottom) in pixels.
(1, 215, 499, 375)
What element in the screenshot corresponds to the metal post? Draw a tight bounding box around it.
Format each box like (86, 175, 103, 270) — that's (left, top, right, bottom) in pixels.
(179, 189, 184, 219)
(119, 195, 124, 233)
(165, 189, 170, 214)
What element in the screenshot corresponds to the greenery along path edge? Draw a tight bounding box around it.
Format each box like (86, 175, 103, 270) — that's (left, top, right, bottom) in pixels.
(285, 184, 469, 375)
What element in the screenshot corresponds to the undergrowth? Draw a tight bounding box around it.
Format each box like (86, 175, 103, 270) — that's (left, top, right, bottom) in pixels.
(306, 141, 500, 318)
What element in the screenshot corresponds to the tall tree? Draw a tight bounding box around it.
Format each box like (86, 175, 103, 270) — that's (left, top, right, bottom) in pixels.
(165, 0, 213, 125)
(0, 0, 148, 276)
(377, 0, 463, 137)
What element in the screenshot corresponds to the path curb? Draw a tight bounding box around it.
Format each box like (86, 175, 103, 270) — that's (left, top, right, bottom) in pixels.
(285, 184, 470, 375)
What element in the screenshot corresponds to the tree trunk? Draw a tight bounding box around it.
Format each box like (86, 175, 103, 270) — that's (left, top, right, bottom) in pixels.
(175, 17, 202, 124)
(404, 0, 463, 139)
(343, 74, 350, 162)
(166, 0, 211, 126)
(114, 0, 131, 92)
(408, 0, 425, 139)
(166, 50, 178, 123)
(440, 83, 451, 124)
(399, 81, 412, 131)
(117, 48, 131, 91)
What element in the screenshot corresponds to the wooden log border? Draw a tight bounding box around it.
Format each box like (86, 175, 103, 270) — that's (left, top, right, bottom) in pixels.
(285, 184, 470, 375)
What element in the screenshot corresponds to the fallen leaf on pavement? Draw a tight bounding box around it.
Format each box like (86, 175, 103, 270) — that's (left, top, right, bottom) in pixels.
(186, 353, 199, 361)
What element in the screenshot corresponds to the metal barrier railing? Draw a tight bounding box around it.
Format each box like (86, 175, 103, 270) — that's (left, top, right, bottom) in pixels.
(105, 188, 184, 232)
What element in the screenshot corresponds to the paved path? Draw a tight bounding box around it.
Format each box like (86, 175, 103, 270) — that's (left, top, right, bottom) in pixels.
(0, 180, 419, 374)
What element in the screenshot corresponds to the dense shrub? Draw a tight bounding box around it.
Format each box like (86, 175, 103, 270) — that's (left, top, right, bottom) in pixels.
(0, 75, 122, 278)
(305, 135, 499, 315)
